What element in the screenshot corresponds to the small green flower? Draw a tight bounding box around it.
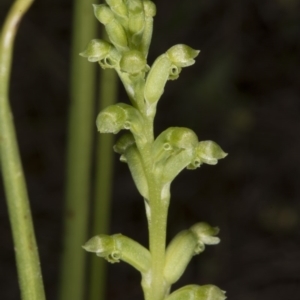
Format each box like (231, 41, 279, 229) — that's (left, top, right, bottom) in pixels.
(79, 39, 112, 62)
(83, 234, 151, 273)
(196, 141, 228, 165)
(167, 44, 200, 67)
(96, 103, 144, 136)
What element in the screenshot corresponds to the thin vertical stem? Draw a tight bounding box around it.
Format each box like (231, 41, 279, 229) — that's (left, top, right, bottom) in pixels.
(89, 66, 118, 300)
(0, 1, 46, 300)
(141, 145, 170, 300)
(58, 0, 98, 299)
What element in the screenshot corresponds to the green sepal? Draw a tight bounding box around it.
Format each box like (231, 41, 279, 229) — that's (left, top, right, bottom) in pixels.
(94, 4, 128, 51)
(113, 132, 136, 162)
(106, 0, 128, 18)
(93, 4, 114, 24)
(126, 0, 145, 47)
(164, 222, 220, 285)
(165, 285, 226, 300)
(187, 141, 227, 169)
(83, 234, 151, 273)
(190, 222, 220, 251)
(96, 103, 144, 136)
(140, 0, 156, 57)
(166, 44, 200, 67)
(143, 0, 156, 18)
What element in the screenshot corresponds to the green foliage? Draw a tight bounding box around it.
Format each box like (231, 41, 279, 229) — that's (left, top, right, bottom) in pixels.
(81, 1, 227, 299)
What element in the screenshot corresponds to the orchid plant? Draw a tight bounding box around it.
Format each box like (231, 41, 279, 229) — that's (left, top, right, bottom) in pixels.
(80, 1, 227, 299)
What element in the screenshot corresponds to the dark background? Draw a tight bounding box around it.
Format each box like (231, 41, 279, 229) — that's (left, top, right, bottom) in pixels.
(1, 0, 300, 299)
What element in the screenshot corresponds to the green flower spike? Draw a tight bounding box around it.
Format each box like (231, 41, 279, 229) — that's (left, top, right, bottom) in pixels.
(82, 234, 151, 274)
(81, 2, 227, 299)
(164, 223, 220, 285)
(165, 285, 226, 300)
(93, 4, 128, 51)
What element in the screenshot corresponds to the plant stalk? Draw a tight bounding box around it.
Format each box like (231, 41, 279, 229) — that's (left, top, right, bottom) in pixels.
(59, 0, 98, 298)
(0, 1, 46, 299)
(139, 134, 170, 300)
(89, 67, 118, 300)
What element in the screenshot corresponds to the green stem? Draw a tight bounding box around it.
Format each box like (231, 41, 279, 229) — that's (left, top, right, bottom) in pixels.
(89, 67, 118, 299)
(0, 1, 46, 300)
(148, 189, 169, 300)
(58, 0, 98, 298)
(139, 132, 170, 300)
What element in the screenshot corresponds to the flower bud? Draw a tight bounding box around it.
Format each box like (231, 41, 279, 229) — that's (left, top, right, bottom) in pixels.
(83, 234, 151, 273)
(93, 4, 114, 24)
(106, 0, 128, 17)
(140, 1, 156, 57)
(107, 20, 128, 50)
(143, 0, 156, 17)
(79, 39, 112, 62)
(120, 50, 147, 75)
(96, 103, 143, 135)
(126, 0, 145, 47)
(165, 284, 226, 300)
(94, 4, 128, 51)
(167, 44, 200, 67)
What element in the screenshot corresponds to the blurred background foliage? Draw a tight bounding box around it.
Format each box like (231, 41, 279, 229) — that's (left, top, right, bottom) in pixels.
(1, 0, 300, 299)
